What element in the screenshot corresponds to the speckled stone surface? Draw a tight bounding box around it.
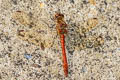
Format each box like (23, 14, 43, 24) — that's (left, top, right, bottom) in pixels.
(0, 0, 120, 80)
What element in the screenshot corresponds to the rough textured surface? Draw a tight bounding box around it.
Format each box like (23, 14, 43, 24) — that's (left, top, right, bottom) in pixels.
(0, 0, 120, 80)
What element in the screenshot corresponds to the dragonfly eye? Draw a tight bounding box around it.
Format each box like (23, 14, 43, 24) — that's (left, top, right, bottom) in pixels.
(59, 14, 64, 17)
(55, 13, 64, 19)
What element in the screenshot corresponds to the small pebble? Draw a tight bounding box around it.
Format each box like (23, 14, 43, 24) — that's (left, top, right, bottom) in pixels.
(24, 54, 32, 59)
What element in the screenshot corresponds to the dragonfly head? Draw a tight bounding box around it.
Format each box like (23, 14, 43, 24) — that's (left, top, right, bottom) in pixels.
(55, 13, 64, 20)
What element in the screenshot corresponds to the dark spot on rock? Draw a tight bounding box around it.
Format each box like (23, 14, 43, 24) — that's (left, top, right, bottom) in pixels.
(104, 1, 107, 5)
(11, 0, 17, 5)
(16, 11, 22, 13)
(105, 35, 112, 41)
(83, 0, 88, 4)
(68, 50, 74, 55)
(15, 59, 25, 67)
(29, 22, 34, 28)
(18, 33, 24, 37)
(28, 12, 33, 19)
(70, 28, 74, 31)
(94, 47, 103, 53)
(5, 36, 11, 41)
(93, 18, 97, 20)
(41, 42, 45, 50)
(35, 72, 43, 78)
(8, 46, 12, 52)
(29, 35, 33, 38)
(102, 25, 107, 29)
(69, 0, 74, 3)
(45, 60, 50, 66)
(82, 28, 87, 33)
(114, 36, 117, 40)
(35, 39, 39, 43)
(0, 75, 2, 79)
(117, 7, 120, 11)
(81, 67, 86, 73)
(18, 30, 25, 37)
(38, 64, 41, 68)
(115, 18, 119, 21)
(118, 23, 120, 26)
(86, 41, 94, 48)
(91, 77, 95, 80)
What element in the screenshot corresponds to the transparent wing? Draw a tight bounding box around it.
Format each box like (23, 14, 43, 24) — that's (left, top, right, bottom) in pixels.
(12, 11, 57, 50)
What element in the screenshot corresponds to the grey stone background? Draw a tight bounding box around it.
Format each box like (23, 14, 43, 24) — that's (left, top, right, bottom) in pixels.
(0, 0, 120, 80)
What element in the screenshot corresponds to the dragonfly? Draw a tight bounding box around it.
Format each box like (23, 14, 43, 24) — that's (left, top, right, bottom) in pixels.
(12, 10, 104, 77)
(55, 13, 68, 77)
